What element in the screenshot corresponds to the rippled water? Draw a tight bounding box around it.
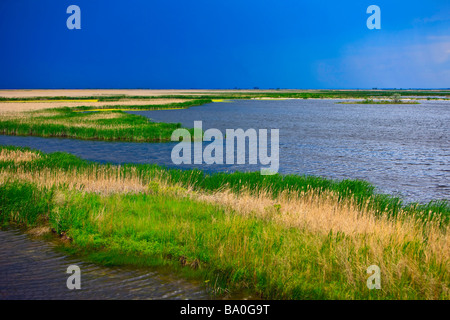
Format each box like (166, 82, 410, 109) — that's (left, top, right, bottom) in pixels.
(0, 99, 448, 202)
(0, 228, 209, 300)
(134, 99, 450, 202)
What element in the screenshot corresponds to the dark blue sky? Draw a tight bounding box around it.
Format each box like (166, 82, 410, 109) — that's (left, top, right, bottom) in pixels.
(0, 0, 449, 89)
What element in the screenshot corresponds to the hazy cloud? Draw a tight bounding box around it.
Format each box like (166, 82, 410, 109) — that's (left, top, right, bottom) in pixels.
(316, 37, 450, 88)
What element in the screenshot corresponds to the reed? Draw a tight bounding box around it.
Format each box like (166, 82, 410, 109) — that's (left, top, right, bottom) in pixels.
(0, 146, 448, 222)
(0, 146, 448, 299)
(0, 99, 211, 142)
(1, 181, 448, 299)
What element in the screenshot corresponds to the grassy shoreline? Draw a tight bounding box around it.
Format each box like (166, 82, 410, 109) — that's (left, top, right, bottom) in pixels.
(0, 146, 448, 299)
(1, 91, 449, 299)
(0, 91, 447, 143)
(1, 90, 449, 101)
(0, 99, 211, 142)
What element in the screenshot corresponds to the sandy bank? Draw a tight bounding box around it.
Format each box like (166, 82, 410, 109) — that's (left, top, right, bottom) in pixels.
(0, 89, 300, 99)
(0, 99, 187, 112)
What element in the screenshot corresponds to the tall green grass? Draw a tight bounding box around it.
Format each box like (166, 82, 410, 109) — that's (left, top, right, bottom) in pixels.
(1, 146, 448, 223)
(0, 181, 52, 226)
(1, 146, 448, 299)
(0, 179, 447, 299)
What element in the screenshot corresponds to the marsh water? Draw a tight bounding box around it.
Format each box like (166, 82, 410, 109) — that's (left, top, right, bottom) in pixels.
(1, 99, 449, 299)
(132, 99, 449, 203)
(0, 228, 211, 300)
(0, 99, 448, 202)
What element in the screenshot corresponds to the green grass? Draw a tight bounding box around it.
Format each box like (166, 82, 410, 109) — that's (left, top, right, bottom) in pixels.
(0, 181, 356, 299)
(1, 146, 448, 223)
(0, 180, 446, 300)
(0, 91, 447, 142)
(71, 99, 212, 111)
(0, 99, 211, 142)
(0, 146, 448, 299)
(1, 90, 448, 299)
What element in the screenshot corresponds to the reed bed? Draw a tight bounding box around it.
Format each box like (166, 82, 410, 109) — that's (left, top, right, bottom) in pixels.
(0, 168, 148, 195)
(0, 146, 447, 221)
(0, 99, 211, 142)
(0, 148, 41, 162)
(0, 146, 448, 299)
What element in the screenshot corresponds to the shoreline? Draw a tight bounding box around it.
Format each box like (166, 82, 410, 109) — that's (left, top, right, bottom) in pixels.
(0, 92, 449, 300)
(0, 146, 448, 300)
(0, 92, 448, 143)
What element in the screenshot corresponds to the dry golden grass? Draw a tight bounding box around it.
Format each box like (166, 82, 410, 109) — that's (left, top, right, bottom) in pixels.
(0, 167, 148, 195)
(0, 149, 41, 163)
(27, 226, 52, 237)
(79, 113, 124, 120)
(28, 120, 137, 129)
(1, 164, 448, 252)
(0, 157, 448, 299)
(0, 99, 190, 142)
(2, 109, 122, 123)
(198, 188, 449, 256)
(0, 112, 134, 130)
(0, 99, 187, 112)
(194, 188, 449, 298)
(2, 164, 447, 265)
(1, 111, 123, 121)
(0, 89, 288, 99)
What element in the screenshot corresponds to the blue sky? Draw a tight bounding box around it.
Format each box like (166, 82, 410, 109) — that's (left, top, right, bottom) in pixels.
(0, 0, 449, 89)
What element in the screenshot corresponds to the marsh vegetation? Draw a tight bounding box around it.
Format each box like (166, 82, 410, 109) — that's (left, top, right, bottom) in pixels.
(0, 100, 211, 142)
(0, 146, 448, 299)
(1, 90, 449, 299)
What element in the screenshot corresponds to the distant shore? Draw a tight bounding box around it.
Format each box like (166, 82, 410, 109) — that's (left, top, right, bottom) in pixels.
(0, 90, 448, 142)
(1, 88, 449, 99)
